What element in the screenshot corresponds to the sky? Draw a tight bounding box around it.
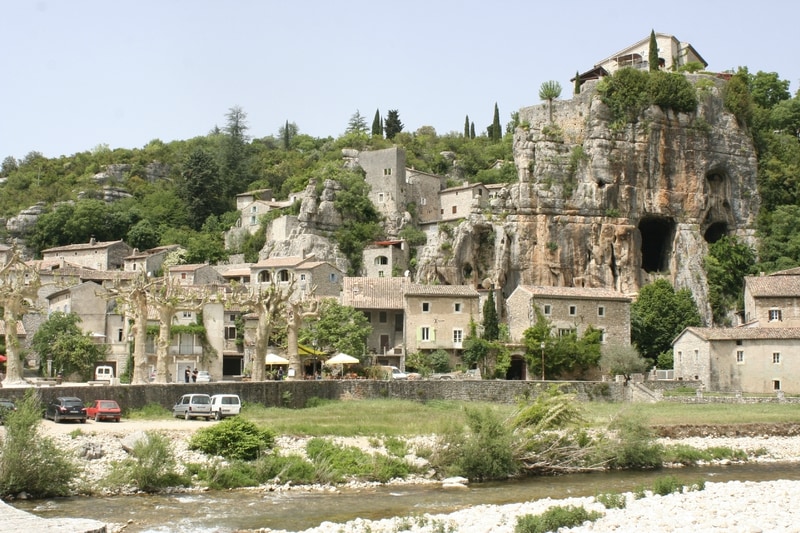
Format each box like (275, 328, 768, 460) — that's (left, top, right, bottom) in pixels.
(2, 0, 798, 161)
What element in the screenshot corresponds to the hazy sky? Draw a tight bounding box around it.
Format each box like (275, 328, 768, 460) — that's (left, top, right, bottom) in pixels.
(2, 0, 797, 160)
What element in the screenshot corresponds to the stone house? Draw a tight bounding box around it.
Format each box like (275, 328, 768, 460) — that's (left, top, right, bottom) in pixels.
(362, 240, 409, 279)
(743, 268, 800, 327)
(124, 245, 181, 275)
(595, 32, 707, 75)
(506, 285, 632, 346)
(438, 182, 488, 222)
(251, 255, 343, 298)
(168, 264, 225, 287)
(407, 168, 447, 224)
(673, 327, 800, 394)
(403, 283, 480, 359)
(42, 238, 133, 271)
(341, 277, 407, 367)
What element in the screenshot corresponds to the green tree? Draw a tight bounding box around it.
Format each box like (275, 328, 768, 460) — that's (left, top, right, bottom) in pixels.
(574, 71, 581, 94)
(371, 109, 382, 137)
(631, 279, 702, 363)
(648, 29, 659, 71)
(330, 165, 383, 274)
(470, 121, 475, 139)
(301, 299, 371, 360)
(491, 103, 502, 141)
(347, 110, 368, 134)
(127, 219, 161, 251)
(704, 236, 757, 325)
(464, 115, 470, 137)
(32, 311, 106, 379)
(597, 68, 650, 124)
(722, 69, 754, 128)
(219, 105, 252, 199)
(600, 343, 650, 382)
(384, 110, 403, 140)
(179, 147, 224, 230)
(539, 81, 562, 123)
(482, 288, 499, 341)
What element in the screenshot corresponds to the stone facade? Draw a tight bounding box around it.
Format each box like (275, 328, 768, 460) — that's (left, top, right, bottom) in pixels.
(439, 182, 488, 222)
(743, 269, 800, 327)
(362, 241, 408, 279)
(42, 239, 133, 271)
(673, 327, 800, 394)
(404, 284, 480, 357)
(506, 285, 632, 346)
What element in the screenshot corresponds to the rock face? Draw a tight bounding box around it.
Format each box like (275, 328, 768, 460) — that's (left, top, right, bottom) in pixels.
(416, 75, 759, 323)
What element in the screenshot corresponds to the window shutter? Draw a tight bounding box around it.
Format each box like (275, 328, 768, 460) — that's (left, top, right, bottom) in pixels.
(431, 328, 436, 341)
(416, 328, 421, 341)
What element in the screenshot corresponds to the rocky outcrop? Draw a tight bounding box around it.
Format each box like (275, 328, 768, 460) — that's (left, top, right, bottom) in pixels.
(415, 75, 759, 322)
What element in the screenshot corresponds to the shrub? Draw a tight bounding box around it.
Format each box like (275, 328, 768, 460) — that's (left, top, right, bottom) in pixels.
(195, 459, 258, 490)
(606, 411, 663, 469)
(0, 390, 78, 498)
(515, 505, 603, 533)
(596, 492, 626, 509)
(305, 437, 413, 483)
(104, 431, 188, 492)
(253, 454, 316, 484)
(189, 417, 275, 461)
(652, 475, 684, 496)
(648, 71, 698, 113)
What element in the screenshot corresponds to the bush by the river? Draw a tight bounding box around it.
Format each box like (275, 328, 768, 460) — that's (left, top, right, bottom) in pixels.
(189, 417, 275, 461)
(515, 504, 603, 533)
(103, 431, 190, 492)
(0, 390, 78, 498)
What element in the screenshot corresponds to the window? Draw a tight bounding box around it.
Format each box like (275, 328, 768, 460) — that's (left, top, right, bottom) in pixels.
(378, 270, 384, 277)
(384, 168, 392, 176)
(774, 380, 782, 391)
(769, 309, 782, 321)
(179, 333, 194, 354)
(224, 326, 236, 340)
(117, 328, 124, 342)
(773, 352, 781, 364)
(597, 306, 605, 317)
(452, 206, 457, 214)
(183, 311, 192, 319)
(379, 311, 387, 323)
(569, 305, 577, 316)
(375, 256, 389, 265)
(453, 329, 463, 345)
(677, 350, 682, 363)
(300, 273, 306, 281)
(599, 329, 606, 343)
(454, 302, 462, 313)
(395, 314, 403, 331)
(420, 197, 426, 206)
(422, 302, 430, 313)
(543, 304, 551, 316)
(250, 216, 257, 225)
(279, 269, 290, 282)
(364, 312, 371, 323)
(329, 273, 337, 282)
(421, 327, 430, 341)
(259, 271, 271, 283)
(736, 350, 744, 363)
(378, 193, 385, 203)
(557, 328, 576, 337)
(181, 272, 187, 280)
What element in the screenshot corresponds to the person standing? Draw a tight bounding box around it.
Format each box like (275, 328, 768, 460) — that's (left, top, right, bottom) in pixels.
(192, 368, 198, 383)
(184, 366, 191, 383)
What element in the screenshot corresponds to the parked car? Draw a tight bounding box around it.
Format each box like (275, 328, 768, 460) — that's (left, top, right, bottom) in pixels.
(85, 399, 121, 422)
(377, 365, 408, 380)
(0, 398, 16, 424)
(94, 365, 114, 381)
(195, 370, 212, 383)
(210, 394, 241, 420)
(45, 396, 87, 423)
(172, 393, 212, 420)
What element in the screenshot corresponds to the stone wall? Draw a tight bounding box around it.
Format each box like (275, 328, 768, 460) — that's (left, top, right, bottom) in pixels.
(1, 380, 624, 411)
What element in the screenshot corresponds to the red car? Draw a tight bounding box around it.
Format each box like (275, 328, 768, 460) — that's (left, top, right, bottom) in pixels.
(85, 399, 121, 422)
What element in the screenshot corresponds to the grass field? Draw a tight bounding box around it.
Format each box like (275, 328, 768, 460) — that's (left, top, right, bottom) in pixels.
(222, 398, 800, 437)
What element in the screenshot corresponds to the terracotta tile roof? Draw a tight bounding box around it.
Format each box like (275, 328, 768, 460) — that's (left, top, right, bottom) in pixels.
(745, 275, 800, 297)
(219, 268, 252, 278)
(404, 283, 480, 297)
(169, 264, 208, 272)
(683, 327, 800, 341)
(342, 277, 406, 309)
(768, 267, 800, 276)
(125, 244, 180, 259)
(516, 285, 632, 301)
(253, 256, 308, 268)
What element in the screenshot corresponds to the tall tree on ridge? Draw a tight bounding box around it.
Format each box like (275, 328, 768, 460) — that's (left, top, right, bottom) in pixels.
(482, 288, 500, 341)
(219, 105, 251, 199)
(491, 103, 502, 141)
(372, 109, 382, 137)
(347, 110, 368, 134)
(574, 71, 581, 94)
(470, 121, 475, 139)
(648, 29, 659, 72)
(384, 109, 403, 139)
(464, 115, 470, 138)
(180, 147, 224, 231)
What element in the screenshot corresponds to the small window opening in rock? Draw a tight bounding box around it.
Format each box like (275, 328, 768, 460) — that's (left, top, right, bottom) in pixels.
(704, 222, 728, 244)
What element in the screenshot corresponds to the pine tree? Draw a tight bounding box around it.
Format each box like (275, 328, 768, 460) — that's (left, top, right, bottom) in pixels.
(384, 109, 403, 139)
(574, 71, 581, 94)
(482, 289, 499, 341)
(491, 103, 502, 141)
(347, 110, 368, 134)
(371, 109, 382, 137)
(649, 29, 659, 72)
(470, 122, 475, 139)
(464, 115, 470, 137)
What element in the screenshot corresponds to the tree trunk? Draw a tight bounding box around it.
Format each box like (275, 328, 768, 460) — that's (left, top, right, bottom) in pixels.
(2, 305, 24, 384)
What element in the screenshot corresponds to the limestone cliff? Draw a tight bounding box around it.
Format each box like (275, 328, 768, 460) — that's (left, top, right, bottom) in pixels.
(415, 75, 759, 323)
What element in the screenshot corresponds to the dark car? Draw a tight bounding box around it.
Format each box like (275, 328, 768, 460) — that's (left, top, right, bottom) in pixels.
(85, 399, 121, 422)
(0, 398, 16, 424)
(45, 396, 87, 423)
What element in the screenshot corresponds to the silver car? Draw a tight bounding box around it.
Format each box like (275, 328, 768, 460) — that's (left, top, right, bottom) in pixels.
(172, 393, 212, 421)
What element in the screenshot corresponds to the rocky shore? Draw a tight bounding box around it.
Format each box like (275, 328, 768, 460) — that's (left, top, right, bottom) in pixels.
(6, 421, 800, 532)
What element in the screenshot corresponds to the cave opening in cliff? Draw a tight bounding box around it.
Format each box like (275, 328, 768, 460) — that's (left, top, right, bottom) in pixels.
(638, 217, 675, 273)
(704, 222, 728, 244)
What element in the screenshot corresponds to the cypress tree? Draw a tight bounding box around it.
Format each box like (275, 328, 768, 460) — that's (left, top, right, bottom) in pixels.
(372, 109, 382, 137)
(491, 103, 501, 141)
(283, 120, 290, 149)
(470, 122, 475, 139)
(482, 289, 499, 341)
(464, 115, 470, 138)
(574, 71, 581, 94)
(649, 29, 659, 71)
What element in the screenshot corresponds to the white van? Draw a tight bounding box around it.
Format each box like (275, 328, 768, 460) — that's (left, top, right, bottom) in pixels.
(210, 394, 241, 420)
(94, 365, 114, 381)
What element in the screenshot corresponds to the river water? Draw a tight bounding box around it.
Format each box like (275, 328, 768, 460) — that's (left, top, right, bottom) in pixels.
(13, 463, 800, 532)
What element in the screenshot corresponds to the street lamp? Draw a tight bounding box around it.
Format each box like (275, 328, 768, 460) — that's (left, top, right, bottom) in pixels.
(540, 341, 546, 381)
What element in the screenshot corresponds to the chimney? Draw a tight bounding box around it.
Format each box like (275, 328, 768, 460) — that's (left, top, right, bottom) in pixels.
(89, 236, 96, 246)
